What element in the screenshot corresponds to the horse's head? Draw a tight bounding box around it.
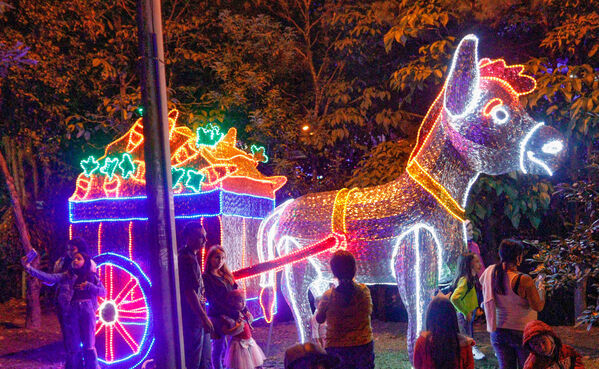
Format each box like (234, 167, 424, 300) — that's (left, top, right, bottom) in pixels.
(441, 35, 565, 176)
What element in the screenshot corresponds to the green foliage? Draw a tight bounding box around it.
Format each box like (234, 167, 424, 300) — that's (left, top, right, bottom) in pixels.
(467, 174, 553, 231)
(524, 60, 599, 147)
(345, 140, 412, 188)
(1, 0, 599, 320)
(383, 0, 457, 105)
(531, 154, 599, 329)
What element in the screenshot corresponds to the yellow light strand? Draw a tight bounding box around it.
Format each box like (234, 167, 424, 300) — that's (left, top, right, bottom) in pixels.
(406, 160, 466, 221)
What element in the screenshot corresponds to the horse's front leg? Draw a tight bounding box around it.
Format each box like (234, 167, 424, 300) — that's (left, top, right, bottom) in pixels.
(279, 238, 321, 343)
(395, 226, 440, 362)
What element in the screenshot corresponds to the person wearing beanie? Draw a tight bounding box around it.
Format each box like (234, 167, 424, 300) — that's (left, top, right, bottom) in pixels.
(522, 320, 584, 369)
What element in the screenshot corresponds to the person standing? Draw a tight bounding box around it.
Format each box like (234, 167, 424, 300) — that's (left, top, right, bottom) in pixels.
(203, 245, 245, 369)
(315, 250, 375, 369)
(464, 220, 485, 277)
(52, 238, 92, 354)
(480, 239, 545, 369)
(23, 251, 105, 369)
(179, 222, 214, 369)
(450, 252, 485, 360)
(220, 290, 266, 369)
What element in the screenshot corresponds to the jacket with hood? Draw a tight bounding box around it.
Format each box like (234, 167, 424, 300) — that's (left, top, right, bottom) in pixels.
(522, 320, 584, 369)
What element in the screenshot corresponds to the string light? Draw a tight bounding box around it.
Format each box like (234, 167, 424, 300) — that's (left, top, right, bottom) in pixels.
(72, 108, 290, 367)
(406, 160, 467, 221)
(81, 156, 100, 177)
(94, 253, 152, 367)
(128, 222, 133, 259)
(253, 35, 565, 356)
(119, 154, 137, 179)
(100, 157, 119, 180)
(69, 189, 275, 223)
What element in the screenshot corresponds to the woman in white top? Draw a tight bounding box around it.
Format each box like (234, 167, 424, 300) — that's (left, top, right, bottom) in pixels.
(482, 239, 545, 369)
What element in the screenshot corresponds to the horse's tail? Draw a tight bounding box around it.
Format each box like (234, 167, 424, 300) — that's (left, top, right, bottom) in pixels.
(257, 199, 294, 322)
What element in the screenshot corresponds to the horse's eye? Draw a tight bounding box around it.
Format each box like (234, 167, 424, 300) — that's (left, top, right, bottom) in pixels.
(491, 105, 509, 125)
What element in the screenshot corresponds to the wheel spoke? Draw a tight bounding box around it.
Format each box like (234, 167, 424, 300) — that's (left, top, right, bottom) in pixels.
(115, 321, 140, 353)
(95, 321, 104, 336)
(113, 277, 136, 305)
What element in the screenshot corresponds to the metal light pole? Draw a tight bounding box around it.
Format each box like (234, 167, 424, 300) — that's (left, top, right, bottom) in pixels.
(137, 0, 186, 367)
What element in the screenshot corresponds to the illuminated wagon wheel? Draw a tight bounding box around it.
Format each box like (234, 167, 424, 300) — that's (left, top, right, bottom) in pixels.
(94, 253, 153, 369)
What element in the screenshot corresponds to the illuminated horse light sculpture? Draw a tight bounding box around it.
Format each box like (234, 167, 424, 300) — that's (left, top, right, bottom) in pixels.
(258, 35, 565, 355)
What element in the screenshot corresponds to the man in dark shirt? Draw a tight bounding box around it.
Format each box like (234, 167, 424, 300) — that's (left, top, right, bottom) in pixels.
(179, 222, 214, 369)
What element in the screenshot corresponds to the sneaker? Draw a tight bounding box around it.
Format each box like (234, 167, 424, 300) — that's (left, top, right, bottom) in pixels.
(472, 346, 486, 360)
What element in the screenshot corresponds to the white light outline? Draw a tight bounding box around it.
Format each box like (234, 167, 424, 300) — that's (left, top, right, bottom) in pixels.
(443, 34, 481, 121)
(527, 151, 553, 176)
(98, 300, 119, 326)
(258, 199, 294, 289)
(542, 140, 564, 155)
(390, 223, 443, 334)
(491, 105, 509, 125)
(280, 236, 307, 342)
(519, 122, 544, 174)
(461, 172, 480, 248)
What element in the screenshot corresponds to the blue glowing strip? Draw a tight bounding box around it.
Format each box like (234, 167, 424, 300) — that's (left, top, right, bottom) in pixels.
(69, 189, 275, 223)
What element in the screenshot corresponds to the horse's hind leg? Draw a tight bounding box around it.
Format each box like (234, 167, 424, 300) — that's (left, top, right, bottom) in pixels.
(281, 259, 316, 343)
(395, 227, 440, 361)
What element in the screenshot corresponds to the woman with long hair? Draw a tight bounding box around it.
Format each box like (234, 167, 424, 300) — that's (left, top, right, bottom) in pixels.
(314, 250, 374, 369)
(480, 239, 545, 369)
(23, 251, 105, 369)
(450, 252, 485, 360)
(203, 245, 249, 369)
(413, 296, 475, 369)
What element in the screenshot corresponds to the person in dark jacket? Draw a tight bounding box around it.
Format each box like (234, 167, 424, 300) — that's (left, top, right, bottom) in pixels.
(522, 320, 584, 369)
(52, 238, 95, 354)
(203, 245, 251, 369)
(23, 251, 105, 369)
(179, 222, 214, 369)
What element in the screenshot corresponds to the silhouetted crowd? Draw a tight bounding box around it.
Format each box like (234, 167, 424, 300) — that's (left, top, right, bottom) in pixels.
(23, 222, 584, 369)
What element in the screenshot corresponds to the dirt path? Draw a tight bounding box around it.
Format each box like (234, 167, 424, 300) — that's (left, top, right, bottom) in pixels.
(1, 300, 598, 368)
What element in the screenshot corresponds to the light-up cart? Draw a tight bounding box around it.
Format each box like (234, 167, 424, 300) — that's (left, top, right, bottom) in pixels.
(68, 110, 286, 368)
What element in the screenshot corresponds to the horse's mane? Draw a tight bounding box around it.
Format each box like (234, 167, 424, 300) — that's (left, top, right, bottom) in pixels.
(408, 58, 537, 162)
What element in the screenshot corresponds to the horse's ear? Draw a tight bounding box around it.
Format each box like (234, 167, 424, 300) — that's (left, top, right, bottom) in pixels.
(444, 34, 480, 118)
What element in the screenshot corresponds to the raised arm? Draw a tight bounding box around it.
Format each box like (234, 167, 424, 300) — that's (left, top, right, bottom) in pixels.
(24, 265, 64, 285)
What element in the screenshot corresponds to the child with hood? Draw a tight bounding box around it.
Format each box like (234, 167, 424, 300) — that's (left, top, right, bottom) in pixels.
(522, 320, 584, 369)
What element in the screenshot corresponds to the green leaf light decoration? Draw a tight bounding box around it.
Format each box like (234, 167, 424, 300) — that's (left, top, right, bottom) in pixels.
(100, 157, 120, 180)
(196, 123, 224, 147)
(118, 153, 137, 179)
(81, 156, 100, 177)
(185, 169, 205, 193)
(251, 145, 268, 163)
(171, 167, 187, 187)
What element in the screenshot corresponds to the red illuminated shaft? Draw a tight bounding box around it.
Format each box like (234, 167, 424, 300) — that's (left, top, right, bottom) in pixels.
(233, 234, 342, 280)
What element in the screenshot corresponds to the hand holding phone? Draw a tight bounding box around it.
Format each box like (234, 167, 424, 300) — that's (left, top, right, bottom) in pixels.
(21, 249, 38, 269)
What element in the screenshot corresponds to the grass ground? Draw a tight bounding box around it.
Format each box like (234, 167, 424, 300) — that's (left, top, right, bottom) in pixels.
(1, 299, 598, 368)
(253, 320, 599, 369)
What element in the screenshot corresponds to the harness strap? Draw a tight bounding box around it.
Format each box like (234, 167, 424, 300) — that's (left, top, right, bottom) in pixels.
(331, 188, 357, 234)
(406, 159, 467, 221)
